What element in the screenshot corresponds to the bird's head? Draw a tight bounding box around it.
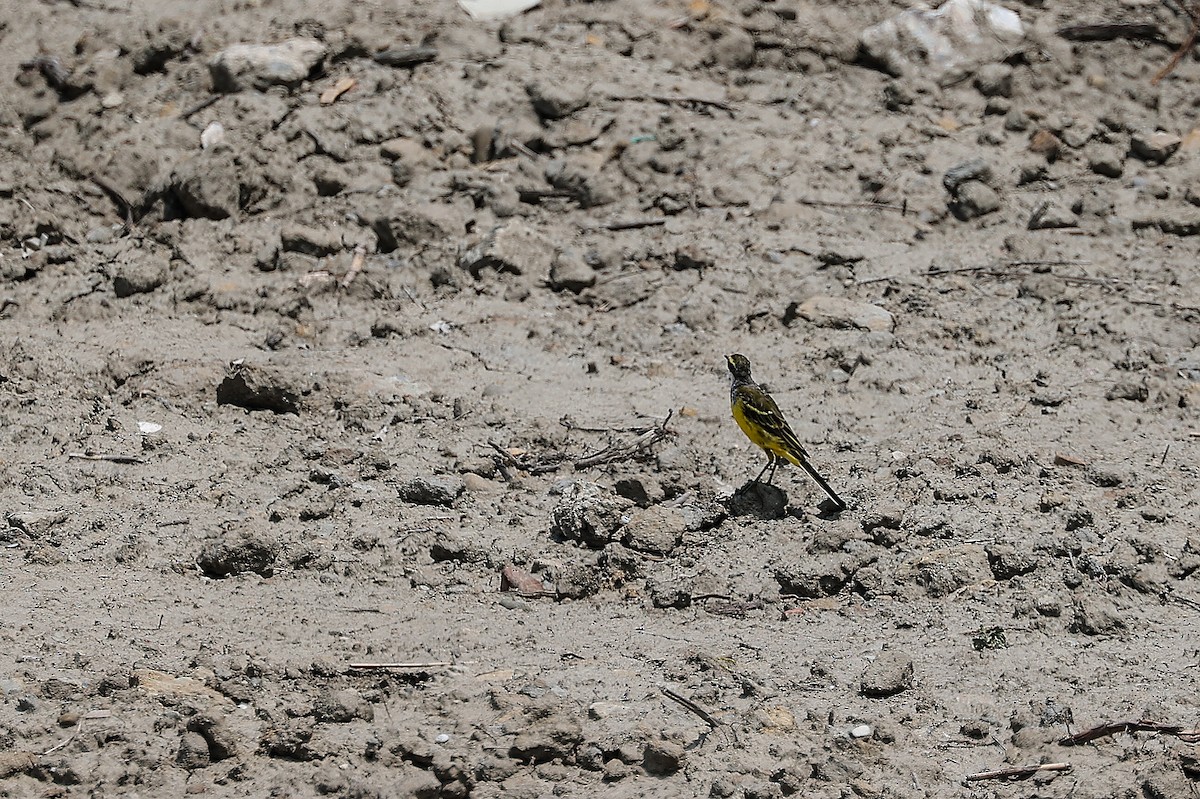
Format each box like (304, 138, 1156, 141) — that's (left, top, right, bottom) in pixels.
(726, 353, 753, 382)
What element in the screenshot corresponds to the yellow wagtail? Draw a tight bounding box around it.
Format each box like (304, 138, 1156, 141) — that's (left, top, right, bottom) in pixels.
(726, 353, 847, 511)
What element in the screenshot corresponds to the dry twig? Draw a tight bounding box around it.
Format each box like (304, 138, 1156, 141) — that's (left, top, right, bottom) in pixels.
(964, 762, 1071, 782)
(67, 452, 145, 464)
(659, 685, 720, 728)
(348, 662, 453, 671)
(1153, 2, 1200, 83)
(573, 411, 673, 468)
(1060, 719, 1200, 745)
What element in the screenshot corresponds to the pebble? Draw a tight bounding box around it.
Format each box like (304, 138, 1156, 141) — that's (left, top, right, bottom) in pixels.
(642, 739, 686, 775)
(169, 153, 243, 220)
(398, 475, 465, 507)
(198, 529, 279, 578)
(1088, 148, 1124, 178)
(526, 81, 589, 120)
(1027, 202, 1077, 230)
(1072, 596, 1126, 635)
(942, 158, 992, 194)
(621, 505, 686, 555)
(793, 295, 894, 333)
(950, 180, 1001, 220)
(209, 38, 327, 92)
(113, 260, 166, 297)
(280, 224, 342, 257)
(710, 25, 755, 68)
(548, 249, 595, 294)
(973, 63, 1013, 97)
(6, 509, 68, 539)
(372, 206, 455, 252)
(1130, 130, 1181, 163)
(860, 650, 914, 697)
(1028, 129, 1062, 161)
(459, 222, 556, 280)
(550, 482, 634, 548)
(850, 724, 873, 739)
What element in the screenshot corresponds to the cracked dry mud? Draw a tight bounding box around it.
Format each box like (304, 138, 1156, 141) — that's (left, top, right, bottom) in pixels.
(3, 1, 1200, 797)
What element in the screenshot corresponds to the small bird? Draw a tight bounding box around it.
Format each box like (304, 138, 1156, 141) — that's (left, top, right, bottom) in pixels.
(726, 353, 847, 511)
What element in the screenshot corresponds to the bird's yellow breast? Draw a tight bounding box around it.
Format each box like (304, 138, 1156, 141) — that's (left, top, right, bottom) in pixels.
(732, 394, 784, 455)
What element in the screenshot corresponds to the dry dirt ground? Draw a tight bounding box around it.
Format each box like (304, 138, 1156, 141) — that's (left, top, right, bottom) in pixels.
(3, 0, 1200, 796)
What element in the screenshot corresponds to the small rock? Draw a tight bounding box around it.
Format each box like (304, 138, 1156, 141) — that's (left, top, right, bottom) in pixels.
(169, 153, 242, 220)
(1003, 108, 1030, 132)
(973, 63, 1013, 97)
(1028, 129, 1062, 161)
(209, 38, 327, 92)
(187, 712, 239, 761)
(1130, 130, 1181, 163)
(709, 25, 755, 68)
(398, 475, 465, 507)
(793, 295, 894, 332)
(860, 650, 914, 697)
(943, 159, 993, 194)
(216, 360, 303, 414)
(1087, 149, 1120, 180)
(1028, 202, 1077, 230)
(551, 483, 634, 549)
(1072, 596, 1125, 635)
(501, 564, 546, 595)
(372, 206, 455, 252)
(6, 509, 68, 539)
(113, 260, 166, 297)
(986, 543, 1040, 579)
(642, 739, 685, 776)
(507, 696, 584, 763)
(281, 224, 342, 257)
(896, 544, 990, 597)
(429, 530, 488, 564)
(950, 180, 1000, 220)
(645, 573, 691, 609)
(621, 505, 686, 555)
(198, 529, 279, 578)
(176, 731, 211, 770)
(459, 223, 555, 279)
(548, 250, 595, 294)
(526, 81, 589, 120)
(313, 688, 373, 723)
(1106, 380, 1148, 402)
(850, 724, 873, 739)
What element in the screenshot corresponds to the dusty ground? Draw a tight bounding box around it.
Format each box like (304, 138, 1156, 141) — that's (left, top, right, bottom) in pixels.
(3, 0, 1200, 796)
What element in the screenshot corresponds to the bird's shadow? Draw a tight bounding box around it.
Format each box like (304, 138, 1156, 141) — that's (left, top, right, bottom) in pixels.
(728, 482, 845, 520)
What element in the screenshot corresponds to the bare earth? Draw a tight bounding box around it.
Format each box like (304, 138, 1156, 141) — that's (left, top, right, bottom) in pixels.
(3, 0, 1200, 796)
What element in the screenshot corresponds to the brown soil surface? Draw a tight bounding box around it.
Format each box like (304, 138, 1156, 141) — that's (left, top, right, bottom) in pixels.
(3, 1, 1200, 797)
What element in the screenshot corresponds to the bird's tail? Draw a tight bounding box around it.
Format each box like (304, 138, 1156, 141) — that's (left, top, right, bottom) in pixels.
(780, 446, 847, 511)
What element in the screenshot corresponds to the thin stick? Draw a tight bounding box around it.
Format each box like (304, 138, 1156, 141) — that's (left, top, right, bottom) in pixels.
(348, 661, 453, 670)
(1153, 6, 1200, 83)
(180, 94, 220, 120)
(573, 411, 673, 468)
(798, 197, 907, 213)
(964, 763, 1071, 782)
(659, 685, 720, 728)
(1057, 23, 1165, 42)
(580, 217, 667, 232)
(340, 246, 366, 289)
(67, 452, 145, 464)
(1059, 720, 1200, 745)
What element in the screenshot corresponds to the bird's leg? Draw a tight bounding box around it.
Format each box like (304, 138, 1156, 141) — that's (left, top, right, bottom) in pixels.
(753, 455, 774, 485)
